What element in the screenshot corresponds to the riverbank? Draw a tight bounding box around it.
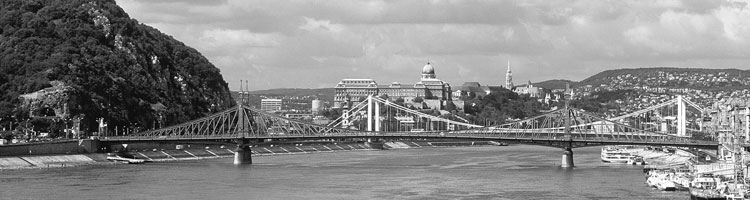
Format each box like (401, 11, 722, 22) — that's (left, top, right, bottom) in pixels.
(0, 141, 499, 170)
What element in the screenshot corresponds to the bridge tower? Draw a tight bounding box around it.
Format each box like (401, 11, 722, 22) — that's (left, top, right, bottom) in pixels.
(234, 104, 253, 164)
(366, 95, 381, 132)
(677, 95, 686, 137)
(561, 83, 574, 168)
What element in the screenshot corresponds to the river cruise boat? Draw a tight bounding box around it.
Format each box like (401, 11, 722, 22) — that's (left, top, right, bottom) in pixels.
(601, 146, 634, 163)
(688, 176, 724, 200)
(627, 156, 647, 165)
(646, 173, 677, 191)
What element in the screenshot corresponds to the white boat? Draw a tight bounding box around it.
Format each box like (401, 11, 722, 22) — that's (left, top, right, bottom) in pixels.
(106, 156, 145, 164)
(601, 146, 634, 163)
(656, 179, 678, 191)
(669, 174, 691, 190)
(688, 176, 724, 200)
(646, 173, 677, 191)
(627, 156, 647, 165)
(721, 182, 747, 200)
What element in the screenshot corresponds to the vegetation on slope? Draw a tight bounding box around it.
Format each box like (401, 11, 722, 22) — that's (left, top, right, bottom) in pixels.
(0, 0, 234, 137)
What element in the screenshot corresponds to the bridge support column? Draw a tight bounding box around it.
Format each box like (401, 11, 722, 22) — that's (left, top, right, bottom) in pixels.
(374, 99, 380, 132)
(677, 95, 686, 137)
(367, 95, 373, 131)
(366, 138, 386, 150)
(561, 147, 574, 168)
(234, 145, 252, 165)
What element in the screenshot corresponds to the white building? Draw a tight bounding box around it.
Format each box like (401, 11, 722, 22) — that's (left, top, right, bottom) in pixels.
(260, 99, 282, 112)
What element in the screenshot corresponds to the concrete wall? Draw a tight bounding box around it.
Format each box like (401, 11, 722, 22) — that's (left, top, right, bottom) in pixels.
(0, 139, 103, 156)
(103, 142, 229, 153)
(0, 154, 109, 169)
(0, 141, 82, 156)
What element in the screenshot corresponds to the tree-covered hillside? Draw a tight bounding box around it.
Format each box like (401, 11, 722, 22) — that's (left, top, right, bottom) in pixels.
(578, 67, 750, 89)
(461, 87, 547, 125)
(0, 0, 234, 136)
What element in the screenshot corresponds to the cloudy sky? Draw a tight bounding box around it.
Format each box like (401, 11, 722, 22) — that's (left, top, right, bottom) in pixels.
(116, 0, 750, 91)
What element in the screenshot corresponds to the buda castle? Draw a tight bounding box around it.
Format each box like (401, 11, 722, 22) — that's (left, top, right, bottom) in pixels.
(333, 62, 452, 109)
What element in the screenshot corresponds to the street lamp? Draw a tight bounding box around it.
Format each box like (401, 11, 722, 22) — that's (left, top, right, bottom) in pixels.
(24, 119, 28, 139)
(10, 115, 15, 133)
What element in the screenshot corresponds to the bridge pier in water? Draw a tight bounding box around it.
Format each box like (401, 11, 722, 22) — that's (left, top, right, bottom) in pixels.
(234, 140, 252, 165)
(234, 145, 252, 165)
(561, 147, 574, 168)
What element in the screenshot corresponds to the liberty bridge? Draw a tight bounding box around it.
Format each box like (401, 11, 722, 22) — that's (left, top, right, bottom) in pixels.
(101, 95, 718, 167)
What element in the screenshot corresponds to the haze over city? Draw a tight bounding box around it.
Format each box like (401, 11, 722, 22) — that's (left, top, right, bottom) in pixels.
(117, 0, 750, 91)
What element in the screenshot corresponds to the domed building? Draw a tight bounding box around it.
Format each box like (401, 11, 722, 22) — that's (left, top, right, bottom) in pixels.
(333, 62, 452, 109)
(421, 62, 436, 80)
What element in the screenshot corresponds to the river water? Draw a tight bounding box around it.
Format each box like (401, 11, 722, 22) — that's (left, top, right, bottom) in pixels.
(1, 145, 689, 199)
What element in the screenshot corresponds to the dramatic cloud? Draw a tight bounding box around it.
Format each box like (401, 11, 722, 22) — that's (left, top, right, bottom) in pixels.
(117, 0, 750, 90)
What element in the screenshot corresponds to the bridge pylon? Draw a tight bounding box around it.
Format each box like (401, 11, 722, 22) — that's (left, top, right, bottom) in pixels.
(561, 83, 574, 168)
(677, 95, 686, 137)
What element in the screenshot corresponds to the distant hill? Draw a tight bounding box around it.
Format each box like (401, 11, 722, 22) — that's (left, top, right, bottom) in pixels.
(529, 68, 750, 91)
(247, 88, 334, 97)
(576, 67, 750, 90)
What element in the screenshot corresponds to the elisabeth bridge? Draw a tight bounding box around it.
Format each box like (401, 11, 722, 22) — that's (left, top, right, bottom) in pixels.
(102, 95, 718, 167)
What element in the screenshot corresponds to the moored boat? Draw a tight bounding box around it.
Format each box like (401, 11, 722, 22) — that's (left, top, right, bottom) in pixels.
(669, 173, 691, 191)
(657, 179, 677, 191)
(627, 156, 647, 165)
(106, 156, 145, 164)
(688, 176, 724, 200)
(601, 146, 634, 163)
(646, 173, 677, 191)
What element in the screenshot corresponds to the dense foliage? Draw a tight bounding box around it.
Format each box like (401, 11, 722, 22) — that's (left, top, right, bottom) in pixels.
(568, 90, 634, 115)
(461, 88, 547, 125)
(0, 0, 234, 135)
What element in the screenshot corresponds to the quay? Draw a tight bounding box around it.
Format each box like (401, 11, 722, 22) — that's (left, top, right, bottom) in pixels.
(0, 140, 501, 170)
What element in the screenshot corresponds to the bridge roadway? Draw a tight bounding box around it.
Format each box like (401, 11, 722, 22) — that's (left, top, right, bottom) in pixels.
(101, 131, 719, 149)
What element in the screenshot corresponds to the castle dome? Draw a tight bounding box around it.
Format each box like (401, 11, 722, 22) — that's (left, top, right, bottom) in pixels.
(422, 62, 434, 74)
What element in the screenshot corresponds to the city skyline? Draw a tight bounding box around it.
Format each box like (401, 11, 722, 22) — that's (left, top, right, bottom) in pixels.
(117, 0, 750, 91)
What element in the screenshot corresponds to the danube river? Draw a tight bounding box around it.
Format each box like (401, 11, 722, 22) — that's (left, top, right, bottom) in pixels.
(1, 145, 688, 199)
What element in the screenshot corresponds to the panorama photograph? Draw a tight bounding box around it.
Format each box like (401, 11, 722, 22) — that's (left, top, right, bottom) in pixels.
(2, 0, 750, 199)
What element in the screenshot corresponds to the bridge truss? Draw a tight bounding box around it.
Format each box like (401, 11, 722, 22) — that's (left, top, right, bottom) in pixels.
(111, 105, 371, 140)
(449, 106, 714, 147)
(107, 96, 717, 149)
(606, 95, 707, 137)
(327, 95, 483, 132)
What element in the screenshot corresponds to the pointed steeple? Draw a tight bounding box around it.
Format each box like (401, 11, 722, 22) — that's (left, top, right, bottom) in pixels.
(507, 60, 511, 72)
(505, 59, 513, 89)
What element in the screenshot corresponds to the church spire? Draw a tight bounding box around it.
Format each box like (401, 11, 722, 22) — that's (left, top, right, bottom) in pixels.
(505, 59, 513, 89)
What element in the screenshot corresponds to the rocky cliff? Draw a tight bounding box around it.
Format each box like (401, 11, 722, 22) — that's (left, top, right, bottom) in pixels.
(0, 0, 234, 134)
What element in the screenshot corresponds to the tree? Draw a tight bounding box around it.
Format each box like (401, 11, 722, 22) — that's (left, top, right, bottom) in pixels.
(394, 97, 405, 105)
(445, 101, 456, 111)
(413, 97, 423, 103)
(320, 108, 342, 120)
